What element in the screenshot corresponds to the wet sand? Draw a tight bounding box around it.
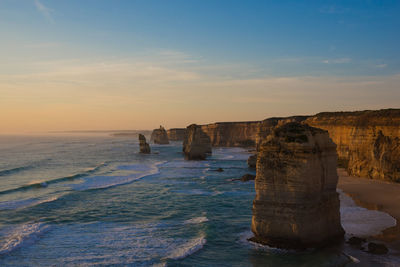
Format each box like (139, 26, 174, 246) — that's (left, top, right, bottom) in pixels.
(338, 168, 400, 250)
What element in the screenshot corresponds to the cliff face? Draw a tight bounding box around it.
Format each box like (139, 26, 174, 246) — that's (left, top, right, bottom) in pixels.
(138, 134, 151, 154)
(183, 124, 212, 160)
(305, 109, 400, 182)
(167, 128, 186, 141)
(200, 121, 261, 147)
(251, 122, 344, 249)
(150, 126, 170, 144)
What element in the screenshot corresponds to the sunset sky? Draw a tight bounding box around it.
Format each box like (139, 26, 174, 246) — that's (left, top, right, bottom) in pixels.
(1, 0, 400, 134)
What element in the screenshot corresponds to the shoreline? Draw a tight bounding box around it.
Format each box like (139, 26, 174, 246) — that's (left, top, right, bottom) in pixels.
(338, 168, 400, 252)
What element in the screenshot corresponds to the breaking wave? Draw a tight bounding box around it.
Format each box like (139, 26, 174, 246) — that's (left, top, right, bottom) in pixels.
(0, 162, 107, 196)
(0, 222, 51, 256)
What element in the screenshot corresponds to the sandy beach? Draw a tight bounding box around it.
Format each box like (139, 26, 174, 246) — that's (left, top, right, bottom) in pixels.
(338, 168, 400, 251)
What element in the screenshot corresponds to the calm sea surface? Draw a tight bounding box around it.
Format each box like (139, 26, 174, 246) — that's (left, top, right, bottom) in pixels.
(0, 135, 398, 266)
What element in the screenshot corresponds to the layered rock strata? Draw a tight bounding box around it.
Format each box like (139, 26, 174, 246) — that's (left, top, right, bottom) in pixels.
(167, 128, 187, 141)
(150, 126, 170, 144)
(183, 124, 212, 160)
(306, 109, 400, 182)
(138, 134, 151, 154)
(251, 122, 344, 249)
(200, 121, 261, 147)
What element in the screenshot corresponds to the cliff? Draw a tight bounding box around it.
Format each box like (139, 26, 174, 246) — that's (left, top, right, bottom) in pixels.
(251, 122, 344, 249)
(200, 121, 261, 147)
(167, 128, 186, 141)
(138, 134, 151, 154)
(150, 126, 170, 144)
(183, 124, 212, 160)
(305, 109, 400, 182)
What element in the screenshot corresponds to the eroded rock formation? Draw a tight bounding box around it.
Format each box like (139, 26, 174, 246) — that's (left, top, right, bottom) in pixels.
(183, 124, 212, 160)
(167, 128, 186, 141)
(306, 109, 400, 182)
(138, 134, 151, 154)
(150, 126, 170, 144)
(251, 122, 344, 249)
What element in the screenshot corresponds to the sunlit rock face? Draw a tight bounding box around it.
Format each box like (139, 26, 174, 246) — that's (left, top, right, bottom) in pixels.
(138, 134, 151, 154)
(183, 124, 212, 160)
(167, 128, 186, 141)
(306, 109, 400, 182)
(251, 122, 344, 249)
(150, 126, 170, 144)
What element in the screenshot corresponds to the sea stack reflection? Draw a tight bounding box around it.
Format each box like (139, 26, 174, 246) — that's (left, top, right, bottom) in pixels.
(250, 122, 344, 249)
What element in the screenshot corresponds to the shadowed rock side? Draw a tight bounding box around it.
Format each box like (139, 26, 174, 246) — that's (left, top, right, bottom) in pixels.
(138, 134, 151, 154)
(306, 109, 400, 182)
(150, 126, 169, 144)
(251, 122, 344, 249)
(167, 128, 186, 141)
(183, 124, 212, 160)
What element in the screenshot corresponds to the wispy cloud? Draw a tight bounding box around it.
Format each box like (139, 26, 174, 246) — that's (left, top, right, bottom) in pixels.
(322, 58, 351, 64)
(319, 5, 350, 14)
(34, 0, 54, 23)
(376, 64, 387, 68)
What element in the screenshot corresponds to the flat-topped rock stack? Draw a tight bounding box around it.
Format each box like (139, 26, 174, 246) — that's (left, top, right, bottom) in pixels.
(251, 122, 344, 249)
(183, 124, 212, 160)
(150, 126, 170, 144)
(138, 134, 151, 154)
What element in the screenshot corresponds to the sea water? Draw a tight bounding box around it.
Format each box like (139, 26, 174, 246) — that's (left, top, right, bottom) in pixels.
(0, 135, 398, 266)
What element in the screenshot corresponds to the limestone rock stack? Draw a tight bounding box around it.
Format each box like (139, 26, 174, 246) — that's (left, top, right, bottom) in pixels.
(138, 134, 151, 154)
(150, 126, 170, 144)
(183, 124, 212, 160)
(251, 122, 344, 249)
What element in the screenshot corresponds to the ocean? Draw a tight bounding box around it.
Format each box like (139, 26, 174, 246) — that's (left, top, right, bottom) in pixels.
(0, 134, 398, 266)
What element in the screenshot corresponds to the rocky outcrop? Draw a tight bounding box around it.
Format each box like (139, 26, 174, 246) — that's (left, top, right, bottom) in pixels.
(251, 122, 344, 249)
(138, 134, 151, 154)
(150, 126, 169, 144)
(167, 128, 186, 141)
(183, 124, 212, 160)
(247, 154, 257, 168)
(306, 109, 400, 182)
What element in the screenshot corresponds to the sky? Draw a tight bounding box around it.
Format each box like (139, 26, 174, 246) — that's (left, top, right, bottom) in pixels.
(0, 0, 399, 133)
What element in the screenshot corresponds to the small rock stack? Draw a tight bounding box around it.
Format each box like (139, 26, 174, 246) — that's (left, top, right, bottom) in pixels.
(150, 126, 170, 144)
(138, 134, 151, 154)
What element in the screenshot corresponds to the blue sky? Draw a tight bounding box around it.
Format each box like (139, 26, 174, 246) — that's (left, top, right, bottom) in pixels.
(0, 0, 399, 132)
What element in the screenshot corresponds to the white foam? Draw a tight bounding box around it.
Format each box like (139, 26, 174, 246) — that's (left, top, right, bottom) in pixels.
(73, 162, 163, 190)
(45, 221, 205, 265)
(0, 222, 51, 255)
(339, 189, 397, 237)
(183, 216, 209, 225)
(167, 235, 206, 260)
